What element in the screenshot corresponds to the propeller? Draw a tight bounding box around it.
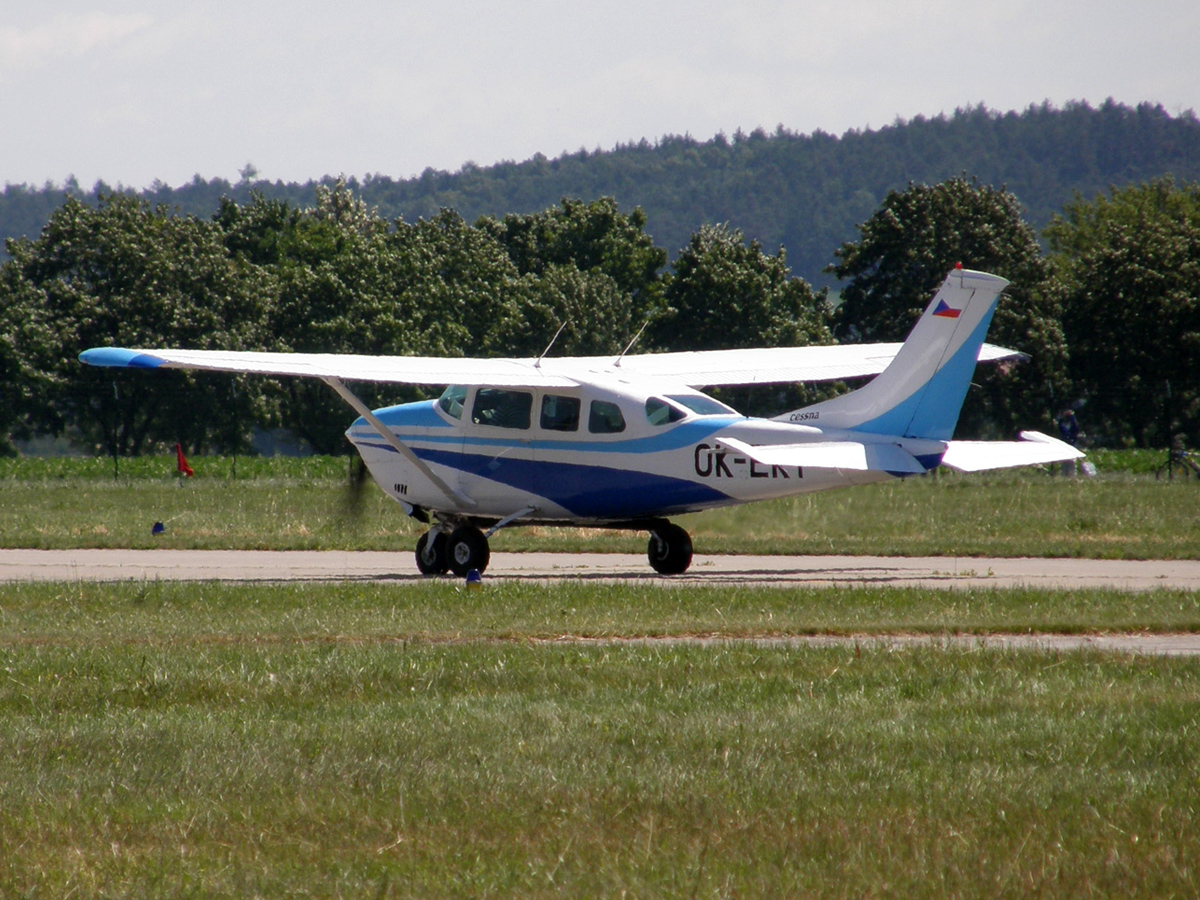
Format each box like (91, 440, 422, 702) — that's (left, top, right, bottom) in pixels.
(344, 453, 371, 520)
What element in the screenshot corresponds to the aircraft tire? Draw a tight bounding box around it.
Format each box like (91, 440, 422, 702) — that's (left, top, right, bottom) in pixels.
(648, 523, 693, 575)
(447, 525, 490, 577)
(415, 530, 449, 575)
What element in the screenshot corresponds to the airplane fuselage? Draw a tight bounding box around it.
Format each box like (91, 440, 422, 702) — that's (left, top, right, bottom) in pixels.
(346, 378, 923, 526)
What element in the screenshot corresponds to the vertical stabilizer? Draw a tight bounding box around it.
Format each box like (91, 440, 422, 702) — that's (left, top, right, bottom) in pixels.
(780, 268, 1009, 441)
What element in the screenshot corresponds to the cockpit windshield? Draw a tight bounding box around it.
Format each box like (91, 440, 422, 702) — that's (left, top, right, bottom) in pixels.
(645, 397, 686, 427)
(438, 384, 466, 419)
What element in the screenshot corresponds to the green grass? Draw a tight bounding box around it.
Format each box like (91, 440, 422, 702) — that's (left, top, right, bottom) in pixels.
(4, 580, 1200, 640)
(1, 454, 1197, 558)
(1, 580, 1198, 898)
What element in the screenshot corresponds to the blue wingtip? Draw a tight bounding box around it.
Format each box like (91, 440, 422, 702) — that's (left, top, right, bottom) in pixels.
(79, 348, 165, 369)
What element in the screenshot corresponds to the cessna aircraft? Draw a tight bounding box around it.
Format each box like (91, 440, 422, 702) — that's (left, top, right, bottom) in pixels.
(81, 266, 1082, 576)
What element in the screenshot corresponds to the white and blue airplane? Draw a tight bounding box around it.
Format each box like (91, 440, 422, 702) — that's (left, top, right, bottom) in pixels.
(81, 266, 1082, 575)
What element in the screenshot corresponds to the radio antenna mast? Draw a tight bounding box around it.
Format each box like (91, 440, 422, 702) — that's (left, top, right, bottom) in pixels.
(535, 320, 569, 368)
(614, 320, 650, 367)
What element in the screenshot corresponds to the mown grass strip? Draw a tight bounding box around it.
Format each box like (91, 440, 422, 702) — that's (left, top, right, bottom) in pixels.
(1, 629, 1197, 898)
(3, 580, 1200, 642)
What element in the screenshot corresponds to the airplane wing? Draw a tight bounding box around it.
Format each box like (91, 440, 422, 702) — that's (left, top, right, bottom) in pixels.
(79, 342, 1022, 390)
(77, 347, 579, 388)
(564, 341, 1023, 387)
(940, 431, 1084, 473)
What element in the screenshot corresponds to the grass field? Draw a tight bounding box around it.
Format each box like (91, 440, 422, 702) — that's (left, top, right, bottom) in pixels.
(2, 580, 1199, 897)
(3, 455, 1197, 896)
(1, 451, 1198, 558)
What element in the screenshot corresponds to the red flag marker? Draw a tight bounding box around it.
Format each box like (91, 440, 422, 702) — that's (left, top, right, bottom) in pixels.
(175, 443, 194, 477)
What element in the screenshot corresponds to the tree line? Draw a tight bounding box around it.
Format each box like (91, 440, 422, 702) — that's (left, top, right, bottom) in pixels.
(1, 175, 1197, 458)
(4, 100, 1199, 291)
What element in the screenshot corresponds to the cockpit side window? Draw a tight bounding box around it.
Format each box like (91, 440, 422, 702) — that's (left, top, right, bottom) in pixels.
(588, 400, 626, 434)
(540, 394, 580, 432)
(472, 388, 533, 429)
(438, 384, 467, 420)
(645, 396, 686, 427)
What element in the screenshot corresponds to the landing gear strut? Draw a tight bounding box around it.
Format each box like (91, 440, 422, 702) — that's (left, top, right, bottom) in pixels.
(648, 522, 693, 575)
(414, 529, 448, 575)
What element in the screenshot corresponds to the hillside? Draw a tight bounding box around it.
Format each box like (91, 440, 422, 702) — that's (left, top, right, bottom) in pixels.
(3, 99, 1199, 287)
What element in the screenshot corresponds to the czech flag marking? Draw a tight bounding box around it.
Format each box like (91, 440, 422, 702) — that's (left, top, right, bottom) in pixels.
(932, 299, 962, 319)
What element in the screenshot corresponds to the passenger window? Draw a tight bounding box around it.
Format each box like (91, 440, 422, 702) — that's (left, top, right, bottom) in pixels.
(645, 397, 686, 427)
(471, 388, 532, 429)
(588, 400, 626, 434)
(541, 394, 580, 432)
(438, 384, 467, 420)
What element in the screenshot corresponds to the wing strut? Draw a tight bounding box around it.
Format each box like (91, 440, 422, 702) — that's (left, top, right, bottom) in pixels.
(321, 377, 475, 508)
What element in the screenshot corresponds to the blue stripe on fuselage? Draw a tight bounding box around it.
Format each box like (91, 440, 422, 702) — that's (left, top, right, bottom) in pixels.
(417, 447, 730, 518)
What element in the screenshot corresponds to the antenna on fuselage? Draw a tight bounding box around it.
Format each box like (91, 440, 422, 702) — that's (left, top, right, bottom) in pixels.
(535, 320, 569, 368)
(613, 320, 649, 368)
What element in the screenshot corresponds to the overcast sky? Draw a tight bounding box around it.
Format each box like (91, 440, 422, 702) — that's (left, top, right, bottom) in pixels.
(3, 0, 1198, 190)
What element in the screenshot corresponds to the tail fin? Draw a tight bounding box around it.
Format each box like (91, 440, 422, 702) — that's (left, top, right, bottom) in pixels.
(780, 267, 1008, 441)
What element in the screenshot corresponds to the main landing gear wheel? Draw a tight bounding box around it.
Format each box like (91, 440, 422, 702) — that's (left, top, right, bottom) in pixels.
(415, 529, 449, 575)
(648, 522, 693, 575)
(447, 525, 491, 577)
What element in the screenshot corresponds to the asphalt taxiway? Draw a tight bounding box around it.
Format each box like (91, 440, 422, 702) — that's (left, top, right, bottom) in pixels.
(2, 548, 1198, 591)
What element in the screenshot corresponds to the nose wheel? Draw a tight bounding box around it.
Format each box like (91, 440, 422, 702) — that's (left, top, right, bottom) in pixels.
(648, 522, 693, 575)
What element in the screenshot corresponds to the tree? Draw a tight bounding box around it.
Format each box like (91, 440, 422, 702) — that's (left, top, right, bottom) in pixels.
(829, 177, 1068, 437)
(649, 224, 833, 415)
(652, 223, 831, 352)
(3, 194, 272, 456)
(1047, 177, 1200, 446)
(479, 197, 668, 354)
(489, 263, 638, 358)
(0, 253, 51, 455)
(389, 208, 526, 358)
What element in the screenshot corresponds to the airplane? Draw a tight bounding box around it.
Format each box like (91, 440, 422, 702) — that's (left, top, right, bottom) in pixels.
(80, 266, 1083, 576)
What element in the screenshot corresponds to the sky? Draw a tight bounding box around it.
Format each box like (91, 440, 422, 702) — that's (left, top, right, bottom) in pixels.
(2, 0, 1198, 190)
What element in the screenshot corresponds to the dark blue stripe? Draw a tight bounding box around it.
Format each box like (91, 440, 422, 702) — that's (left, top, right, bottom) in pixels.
(418, 448, 730, 519)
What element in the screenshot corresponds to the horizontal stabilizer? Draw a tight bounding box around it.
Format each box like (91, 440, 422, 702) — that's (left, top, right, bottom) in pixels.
(940, 431, 1085, 473)
(716, 436, 925, 474)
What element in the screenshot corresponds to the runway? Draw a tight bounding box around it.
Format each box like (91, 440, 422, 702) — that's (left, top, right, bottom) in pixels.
(2, 548, 1199, 591)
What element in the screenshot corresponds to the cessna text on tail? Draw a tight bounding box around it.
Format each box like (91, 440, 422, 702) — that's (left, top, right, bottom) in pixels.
(81, 267, 1083, 575)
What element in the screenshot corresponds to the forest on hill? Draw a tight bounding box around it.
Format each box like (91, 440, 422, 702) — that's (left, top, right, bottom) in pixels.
(3, 99, 1199, 287)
